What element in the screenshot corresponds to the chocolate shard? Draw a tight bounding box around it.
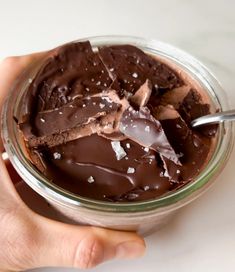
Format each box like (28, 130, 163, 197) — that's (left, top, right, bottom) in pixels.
(160, 87, 218, 137)
(130, 79, 152, 107)
(26, 41, 113, 114)
(99, 79, 153, 141)
(21, 91, 123, 148)
(155, 105, 210, 182)
(179, 89, 218, 137)
(34, 95, 120, 137)
(27, 122, 98, 148)
(98, 44, 183, 97)
(119, 106, 180, 165)
(159, 86, 191, 109)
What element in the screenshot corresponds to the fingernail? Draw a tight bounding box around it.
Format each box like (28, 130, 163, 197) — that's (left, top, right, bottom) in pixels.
(115, 241, 146, 259)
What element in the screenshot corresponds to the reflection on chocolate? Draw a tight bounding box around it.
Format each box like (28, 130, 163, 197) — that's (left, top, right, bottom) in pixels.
(120, 106, 180, 165)
(18, 41, 217, 202)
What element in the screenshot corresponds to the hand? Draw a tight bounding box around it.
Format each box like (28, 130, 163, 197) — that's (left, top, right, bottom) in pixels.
(0, 55, 145, 271)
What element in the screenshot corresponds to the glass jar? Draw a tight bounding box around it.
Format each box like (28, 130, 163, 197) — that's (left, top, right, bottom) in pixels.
(1, 36, 234, 235)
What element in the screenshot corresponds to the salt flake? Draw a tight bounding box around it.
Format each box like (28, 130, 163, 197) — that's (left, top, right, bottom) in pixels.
(53, 152, 61, 160)
(126, 143, 131, 149)
(127, 167, 135, 174)
(145, 126, 150, 132)
(99, 103, 105, 109)
(87, 176, 95, 183)
(111, 141, 127, 160)
(144, 147, 149, 152)
(132, 72, 138, 78)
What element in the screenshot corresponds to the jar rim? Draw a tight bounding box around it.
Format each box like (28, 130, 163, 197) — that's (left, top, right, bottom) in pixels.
(1, 35, 234, 213)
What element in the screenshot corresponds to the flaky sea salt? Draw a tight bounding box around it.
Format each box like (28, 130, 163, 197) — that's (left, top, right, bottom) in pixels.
(144, 126, 150, 132)
(28, 78, 33, 83)
(126, 143, 131, 149)
(99, 103, 105, 109)
(144, 147, 149, 152)
(40, 118, 45, 123)
(87, 176, 95, 183)
(127, 167, 135, 174)
(144, 185, 150, 191)
(132, 72, 138, 78)
(53, 152, 61, 160)
(59, 111, 63, 115)
(111, 141, 127, 160)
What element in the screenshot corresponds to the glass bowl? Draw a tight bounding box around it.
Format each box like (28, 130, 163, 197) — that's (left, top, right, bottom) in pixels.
(1, 36, 234, 235)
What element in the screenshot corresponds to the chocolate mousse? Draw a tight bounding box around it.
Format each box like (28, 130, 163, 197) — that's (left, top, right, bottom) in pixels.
(18, 41, 217, 202)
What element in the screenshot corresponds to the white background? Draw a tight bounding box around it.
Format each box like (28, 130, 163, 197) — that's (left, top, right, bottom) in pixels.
(1, 0, 235, 271)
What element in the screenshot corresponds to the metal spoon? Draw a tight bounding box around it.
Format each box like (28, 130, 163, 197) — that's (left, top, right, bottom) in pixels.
(191, 109, 235, 127)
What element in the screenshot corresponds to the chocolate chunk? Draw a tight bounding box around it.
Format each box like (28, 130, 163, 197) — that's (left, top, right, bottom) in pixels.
(34, 95, 120, 136)
(130, 79, 152, 107)
(99, 44, 183, 97)
(179, 89, 218, 137)
(32, 42, 113, 112)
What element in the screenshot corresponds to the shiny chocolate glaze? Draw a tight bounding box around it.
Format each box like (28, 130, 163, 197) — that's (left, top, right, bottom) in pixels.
(18, 41, 216, 202)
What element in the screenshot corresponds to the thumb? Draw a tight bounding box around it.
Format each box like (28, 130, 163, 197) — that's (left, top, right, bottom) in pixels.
(30, 215, 146, 269)
(0, 155, 145, 271)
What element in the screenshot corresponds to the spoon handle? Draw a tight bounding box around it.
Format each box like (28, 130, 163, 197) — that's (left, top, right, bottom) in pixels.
(191, 110, 235, 127)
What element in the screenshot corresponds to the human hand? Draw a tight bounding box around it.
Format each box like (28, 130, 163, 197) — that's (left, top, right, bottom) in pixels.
(0, 55, 145, 271)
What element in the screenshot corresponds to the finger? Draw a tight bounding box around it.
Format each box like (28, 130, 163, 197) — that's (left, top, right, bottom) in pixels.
(0, 52, 46, 152)
(4, 158, 22, 184)
(0, 156, 24, 204)
(0, 155, 146, 270)
(0, 53, 46, 108)
(30, 216, 146, 269)
(0, 155, 145, 270)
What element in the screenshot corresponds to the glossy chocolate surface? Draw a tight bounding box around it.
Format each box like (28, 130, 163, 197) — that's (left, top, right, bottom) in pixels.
(18, 41, 216, 202)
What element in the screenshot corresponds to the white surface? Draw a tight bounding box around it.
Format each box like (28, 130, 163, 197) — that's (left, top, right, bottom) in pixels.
(1, 0, 235, 271)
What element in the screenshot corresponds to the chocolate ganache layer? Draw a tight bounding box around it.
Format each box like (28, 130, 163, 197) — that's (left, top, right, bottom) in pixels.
(18, 41, 217, 202)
